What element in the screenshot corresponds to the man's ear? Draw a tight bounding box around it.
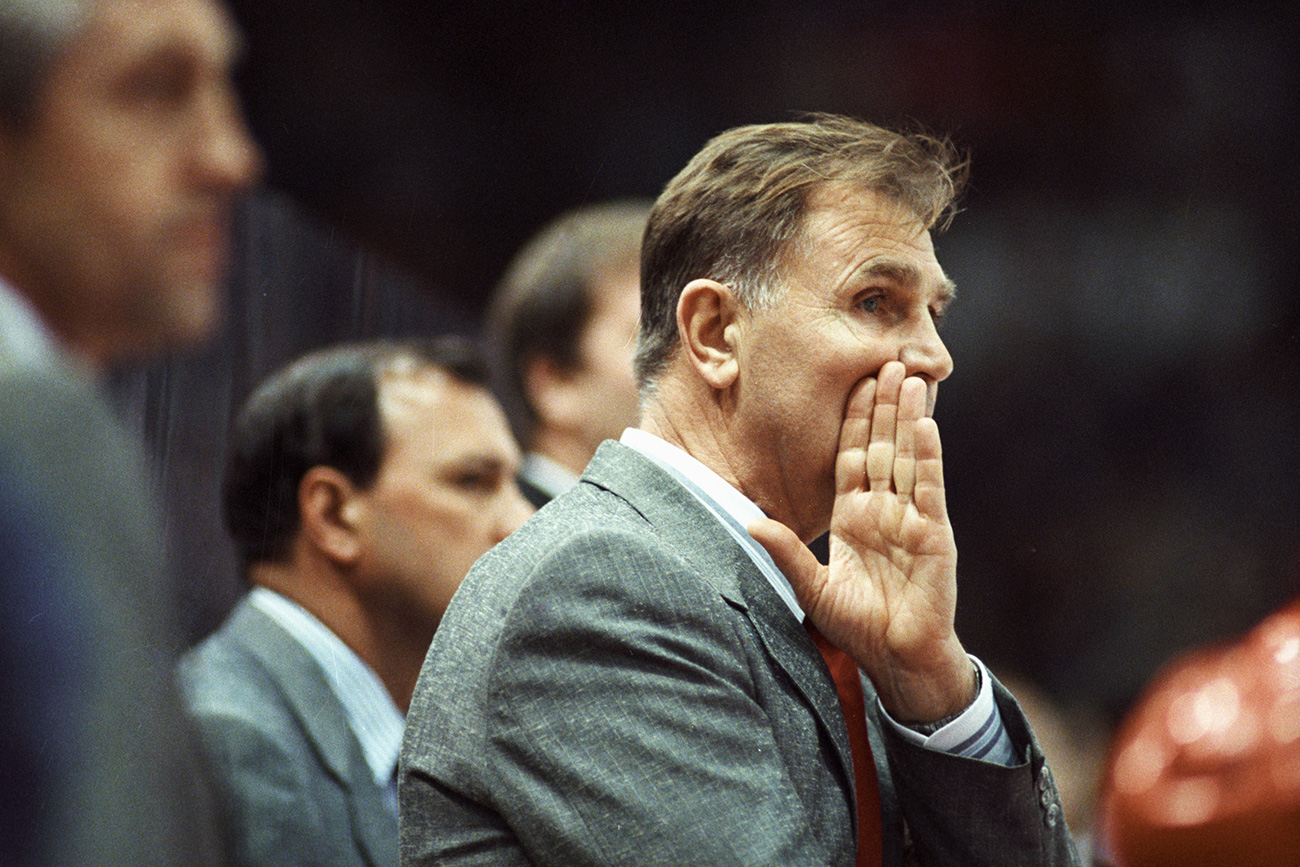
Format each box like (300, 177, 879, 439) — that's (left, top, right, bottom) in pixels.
(677, 278, 741, 390)
(524, 354, 582, 432)
(298, 466, 364, 565)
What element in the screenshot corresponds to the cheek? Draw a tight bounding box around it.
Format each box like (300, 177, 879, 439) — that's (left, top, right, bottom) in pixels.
(774, 356, 857, 461)
(584, 327, 637, 385)
(389, 493, 498, 563)
(391, 497, 457, 543)
(405, 511, 502, 600)
(24, 173, 150, 317)
(596, 354, 640, 408)
(55, 148, 165, 283)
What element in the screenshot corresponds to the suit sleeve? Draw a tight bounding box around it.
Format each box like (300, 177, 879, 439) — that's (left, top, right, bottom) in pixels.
(402, 529, 848, 867)
(877, 677, 1082, 866)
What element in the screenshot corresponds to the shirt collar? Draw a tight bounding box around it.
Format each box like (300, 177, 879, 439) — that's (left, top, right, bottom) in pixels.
(248, 588, 404, 787)
(619, 428, 804, 621)
(0, 275, 63, 371)
(520, 451, 581, 501)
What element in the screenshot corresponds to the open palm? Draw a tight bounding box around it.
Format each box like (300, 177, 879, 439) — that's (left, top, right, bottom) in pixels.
(751, 360, 972, 721)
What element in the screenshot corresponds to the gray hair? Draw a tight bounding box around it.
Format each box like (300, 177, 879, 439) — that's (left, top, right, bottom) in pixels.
(0, 0, 87, 128)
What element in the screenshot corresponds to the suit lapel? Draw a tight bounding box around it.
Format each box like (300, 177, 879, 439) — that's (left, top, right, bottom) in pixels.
(582, 442, 859, 825)
(225, 600, 399, 867)
(736, 570, 861, 840)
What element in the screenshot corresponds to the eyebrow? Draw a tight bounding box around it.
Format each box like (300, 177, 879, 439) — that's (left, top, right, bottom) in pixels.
(127, 10, 245, 74)
(447, 454, 516, 476)
(856, 258, 958, 304)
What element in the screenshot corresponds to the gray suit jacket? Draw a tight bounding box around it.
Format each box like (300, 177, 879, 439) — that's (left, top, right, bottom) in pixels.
(400, 441, 1078, 866)
(179, 598, 399, 867)
(1, 359, 226, 866)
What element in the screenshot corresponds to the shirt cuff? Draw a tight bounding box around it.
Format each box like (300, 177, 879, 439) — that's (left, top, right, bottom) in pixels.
(878, 655, 1017, 766)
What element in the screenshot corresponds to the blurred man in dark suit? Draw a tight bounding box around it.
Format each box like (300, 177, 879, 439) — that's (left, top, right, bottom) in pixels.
(180, 338, 531, 867)
(0, 0, 261, 862)
(485, 200, 647, 507)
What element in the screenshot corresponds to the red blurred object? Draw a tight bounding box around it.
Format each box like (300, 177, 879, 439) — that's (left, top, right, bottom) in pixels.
(1100, 597, 1300, 866)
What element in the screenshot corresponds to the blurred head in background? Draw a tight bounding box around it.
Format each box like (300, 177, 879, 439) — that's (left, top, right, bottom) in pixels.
(485, 199, 647, 505)
(223, 337, 533, 707)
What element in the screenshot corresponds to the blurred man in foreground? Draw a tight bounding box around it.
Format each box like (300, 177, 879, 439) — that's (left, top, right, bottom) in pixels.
(180, 338, 531, 867)
(485, 200, 647, 507)
(0, 0, 261, 862)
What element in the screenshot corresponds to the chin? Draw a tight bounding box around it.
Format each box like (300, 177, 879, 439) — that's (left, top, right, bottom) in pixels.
(119, 298, 220, 360)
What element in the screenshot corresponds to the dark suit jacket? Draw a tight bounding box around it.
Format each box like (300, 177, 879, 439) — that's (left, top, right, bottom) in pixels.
(400, 441, 1079, 866)
(0, 361, 225, 866)
(179, 598, 399, 867)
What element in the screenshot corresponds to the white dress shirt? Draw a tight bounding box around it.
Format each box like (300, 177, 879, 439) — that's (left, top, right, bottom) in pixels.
(620, 428, 1016, 765)
(0, 275, 61, 370)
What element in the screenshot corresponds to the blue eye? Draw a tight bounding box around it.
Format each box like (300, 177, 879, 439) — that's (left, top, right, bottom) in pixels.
(859, 296, 881, 313)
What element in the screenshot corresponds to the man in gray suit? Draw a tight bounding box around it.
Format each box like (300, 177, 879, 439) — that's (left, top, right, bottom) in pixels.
(401, 115, 1080, 866)
(0, 0, 261, 863)
(180, 338, 532, 867)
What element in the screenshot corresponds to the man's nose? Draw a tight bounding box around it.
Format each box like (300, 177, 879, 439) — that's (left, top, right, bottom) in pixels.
(192, 82, 264, 191)
(898, 316, 953, 384)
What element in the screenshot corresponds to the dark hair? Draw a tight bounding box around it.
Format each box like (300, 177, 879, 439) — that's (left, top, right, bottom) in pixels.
(635, 114, 968, 389)
(222, 336, 488, 568)
(484, 200, 649, 449)
(0, 0, 85, 129)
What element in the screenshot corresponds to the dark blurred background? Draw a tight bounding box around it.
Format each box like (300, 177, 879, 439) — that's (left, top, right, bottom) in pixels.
(116, 0, 1299, 785)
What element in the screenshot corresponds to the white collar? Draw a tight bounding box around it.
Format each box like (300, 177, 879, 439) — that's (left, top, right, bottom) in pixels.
(520, 451, 581, 500)
(0, 274, 63, 371)
(248, 588, 404, 788)
(619, 428, 804, 621)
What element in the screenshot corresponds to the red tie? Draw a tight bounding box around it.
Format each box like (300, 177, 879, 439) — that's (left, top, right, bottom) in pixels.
(807, 622, 883, 867)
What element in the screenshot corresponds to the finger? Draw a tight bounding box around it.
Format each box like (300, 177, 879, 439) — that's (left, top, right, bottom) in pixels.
(894, 388, 920, 501)
(748, 517, 826, 614)
(867, 362, 905, 492)
(911, 416, 948, 520)
(894, 378, 930, 500)
(836, 376, 876, 497)
(898, 375, 929, 424)
(865, 442, 894, 493)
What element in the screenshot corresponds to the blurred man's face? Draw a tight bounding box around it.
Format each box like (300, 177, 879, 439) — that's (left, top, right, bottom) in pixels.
(355, 364, 533, 635)
(0, 0, 262, 365)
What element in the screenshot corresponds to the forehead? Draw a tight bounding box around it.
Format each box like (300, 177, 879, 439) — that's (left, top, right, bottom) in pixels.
(376, 363, 511, 449)
(376, 361, 453, 421)
(64, 0, 238, 73)
(785, 183, 954, 294)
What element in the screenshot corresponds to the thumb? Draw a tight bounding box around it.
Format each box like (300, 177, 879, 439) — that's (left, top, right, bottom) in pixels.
(747, 517, 825, 614)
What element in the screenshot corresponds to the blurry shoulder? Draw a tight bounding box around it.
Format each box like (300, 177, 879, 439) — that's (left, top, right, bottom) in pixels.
(177, 601, 296, 716)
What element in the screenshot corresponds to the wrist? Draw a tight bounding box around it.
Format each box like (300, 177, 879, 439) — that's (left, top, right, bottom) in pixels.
(902, 659, 980, 734)
(873, 637, 975, 723)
